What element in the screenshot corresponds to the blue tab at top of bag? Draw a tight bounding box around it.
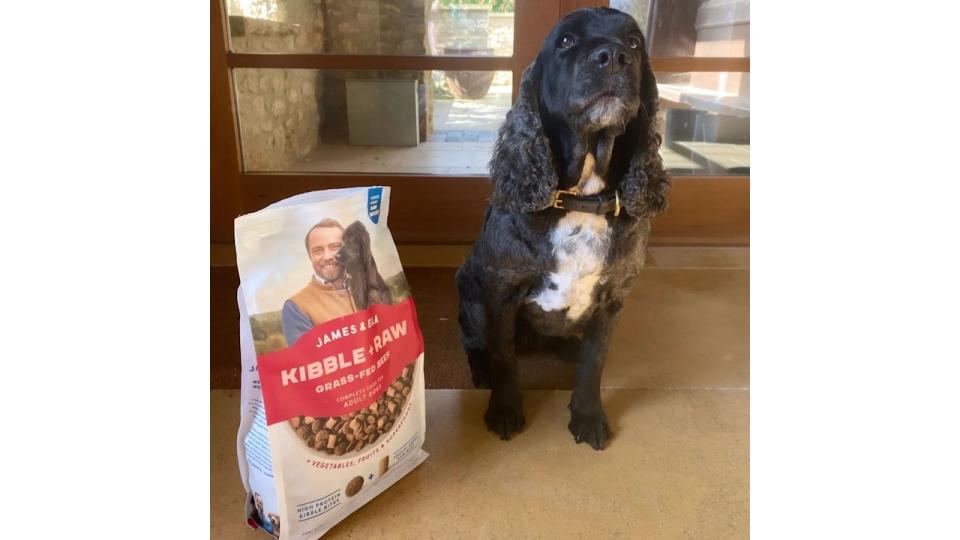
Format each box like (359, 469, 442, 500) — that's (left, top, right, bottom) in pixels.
(367, 187, 383, 225)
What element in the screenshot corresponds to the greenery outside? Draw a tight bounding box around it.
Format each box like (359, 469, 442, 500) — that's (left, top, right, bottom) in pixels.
(437, 0, 514, 13)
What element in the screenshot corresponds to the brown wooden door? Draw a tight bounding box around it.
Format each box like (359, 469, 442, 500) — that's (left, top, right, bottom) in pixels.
(211, 0, 749, 386)
(211, 0, 749, 247)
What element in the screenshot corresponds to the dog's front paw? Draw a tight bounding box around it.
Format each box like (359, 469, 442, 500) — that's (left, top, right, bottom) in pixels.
(484, 399, 526, 440)
(568, 411, 612, 451)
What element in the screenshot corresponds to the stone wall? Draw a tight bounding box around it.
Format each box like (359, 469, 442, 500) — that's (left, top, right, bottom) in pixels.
(430, 7, 513, 56)
(610, 0, 651, 30)
(487, 13, 513, 57)
(228, 0, 326, 53)
(323, 0, 427, 54)
(320, 0, 432, 144)
(432, 6, 489, 52)
(229, 0, 511, 162)
(230, 13, 323, 171)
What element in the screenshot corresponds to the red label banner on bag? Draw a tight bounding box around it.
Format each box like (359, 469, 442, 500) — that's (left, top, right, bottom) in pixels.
(257, 298, 424, 426)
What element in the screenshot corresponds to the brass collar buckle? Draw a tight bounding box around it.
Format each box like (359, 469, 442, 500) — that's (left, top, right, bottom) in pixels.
(548, 189, 622, 217)
(550, 189, 580, 210)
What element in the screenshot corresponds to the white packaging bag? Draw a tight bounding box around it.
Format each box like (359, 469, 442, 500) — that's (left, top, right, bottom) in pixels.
(235, 187, 428, 539)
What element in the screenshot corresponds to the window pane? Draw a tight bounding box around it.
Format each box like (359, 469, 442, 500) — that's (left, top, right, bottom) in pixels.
(226, 0, 515, 56)
(610, 0, 749, 57)
(234, 67, 746, 176)
(656, 72, 749, 175)
(234, 68, 511, 174)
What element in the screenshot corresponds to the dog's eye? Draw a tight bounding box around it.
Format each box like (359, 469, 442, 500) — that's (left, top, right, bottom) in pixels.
(558, 34, 577, 49)
(626, 35, 642, 49)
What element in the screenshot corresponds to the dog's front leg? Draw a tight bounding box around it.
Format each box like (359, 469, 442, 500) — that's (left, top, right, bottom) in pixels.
(569, 300, 624, 450)
(483, 287, 526, 440)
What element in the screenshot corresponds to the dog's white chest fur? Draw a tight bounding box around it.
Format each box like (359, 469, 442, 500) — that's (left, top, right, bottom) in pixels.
(527, 154, 611, 321)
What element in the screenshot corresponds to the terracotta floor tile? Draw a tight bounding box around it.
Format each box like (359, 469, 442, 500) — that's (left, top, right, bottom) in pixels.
(407, 267, 749, 391)
(646, 246, 750, 269)
(212, 388, 749, 540)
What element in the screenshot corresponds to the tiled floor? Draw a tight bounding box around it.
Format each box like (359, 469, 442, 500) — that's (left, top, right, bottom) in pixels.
(431, 84, 512, 134)
(674, 141, 751, 174)
(405, 247, 749, 391)
(211, 247, 749, 539)
(290, 141, 495, 176)
(287, 141, 739, 176)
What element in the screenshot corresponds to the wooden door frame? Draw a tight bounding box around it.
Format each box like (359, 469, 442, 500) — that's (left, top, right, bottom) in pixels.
(211, 0, 750, 247)
(211, 0, 750, 388)
(211, 0, 244, 244)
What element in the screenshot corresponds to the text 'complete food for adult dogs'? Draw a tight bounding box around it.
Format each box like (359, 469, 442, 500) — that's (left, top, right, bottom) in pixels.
(234, 187, 427, 539)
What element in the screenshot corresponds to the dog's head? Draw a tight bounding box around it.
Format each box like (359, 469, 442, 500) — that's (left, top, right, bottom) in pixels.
(539, 7, 644, 139)
(336, 221, 372, 273)
(489, 7, 668, 218)
(336, 221, 392, 309)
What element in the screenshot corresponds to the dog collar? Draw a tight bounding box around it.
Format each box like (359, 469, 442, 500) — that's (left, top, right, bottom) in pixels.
(549, 189, 621, 216)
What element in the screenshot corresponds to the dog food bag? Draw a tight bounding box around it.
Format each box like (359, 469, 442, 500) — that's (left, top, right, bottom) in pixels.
(234, 187, 428, 539)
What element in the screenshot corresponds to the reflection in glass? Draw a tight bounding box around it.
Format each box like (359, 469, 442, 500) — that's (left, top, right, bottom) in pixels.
(226, 0, 515, 56)
(610, 0, 749, 58)
(232, 67, 748, 175)
(234, 68, 512, 174)
(656, 72, 749, 175)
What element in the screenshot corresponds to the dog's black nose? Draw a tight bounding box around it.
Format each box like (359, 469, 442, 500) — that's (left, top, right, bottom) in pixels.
(592, 43, 631, 72)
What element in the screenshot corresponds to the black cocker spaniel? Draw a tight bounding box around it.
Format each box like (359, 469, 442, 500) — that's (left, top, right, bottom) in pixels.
(456, 7, 670, 450)
(338, 221, 393, 310)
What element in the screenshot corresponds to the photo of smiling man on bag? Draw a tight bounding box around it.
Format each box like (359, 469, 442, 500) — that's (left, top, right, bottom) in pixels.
(282, 218, 358, 345)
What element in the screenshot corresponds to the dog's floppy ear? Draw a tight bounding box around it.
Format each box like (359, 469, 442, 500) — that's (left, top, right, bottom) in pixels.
(349, 221, 371, 255)
(346, 220, 369, 239)
(619, 35, 670, 219)
(344, 221, 370, 307)
(365, 250, 393, 306)
(488, 60, 559, 213)
(344, 221, 370, 270)
(356, 226, 379, 282)
(351, 221, 393, 306)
